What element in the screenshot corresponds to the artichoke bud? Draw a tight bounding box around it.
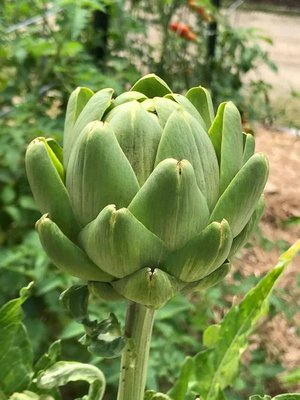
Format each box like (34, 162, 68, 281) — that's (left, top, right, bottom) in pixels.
(25, 138, 78, 238)
(242, 133, 255, 164)
(229, 196, 265, 258)
(26, 73, 269, 309)
(186, 86, 215, 129)
(36, 214, 113, 282)
(130, 73, 172, 97)
(88, 281, 126, 302)
(182, 262, 231, 295)
(112, 267, 180, 309)
(164, 219, 232, 282)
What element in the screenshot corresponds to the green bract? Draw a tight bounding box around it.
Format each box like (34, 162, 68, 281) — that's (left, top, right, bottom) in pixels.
(26, 74, 268, 309)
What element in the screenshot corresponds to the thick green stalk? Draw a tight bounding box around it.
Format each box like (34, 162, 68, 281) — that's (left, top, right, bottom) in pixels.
(117, 302, 155, 400)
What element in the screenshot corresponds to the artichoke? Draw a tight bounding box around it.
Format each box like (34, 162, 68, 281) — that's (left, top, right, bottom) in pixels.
(26, 74, 268, 309)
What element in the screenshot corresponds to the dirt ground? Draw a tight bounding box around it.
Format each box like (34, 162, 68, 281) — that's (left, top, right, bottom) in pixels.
(234, 125, 300, 382)
(229, 9, 300, 128)
(232, 10, 300, 96)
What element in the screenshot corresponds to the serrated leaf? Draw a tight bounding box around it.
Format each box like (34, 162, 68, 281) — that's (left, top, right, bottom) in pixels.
(0, 283, 34, 395)
(191, 240, 300, 400)
(60, 285, 89, 322)
(167, 357, 194, 400)
(36, 361, 105, 400)
(34, 340, 61, 374)
(83, 313, 126, 358)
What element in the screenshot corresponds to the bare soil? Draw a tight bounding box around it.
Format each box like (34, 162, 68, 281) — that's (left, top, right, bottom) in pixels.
(234, 125, 300, 384)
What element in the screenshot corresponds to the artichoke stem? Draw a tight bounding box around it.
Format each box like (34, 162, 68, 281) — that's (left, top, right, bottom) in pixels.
(117, 302, 155, 400)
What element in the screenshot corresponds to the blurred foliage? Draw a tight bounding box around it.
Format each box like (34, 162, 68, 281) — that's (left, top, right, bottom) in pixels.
(0, 1, 292, 399)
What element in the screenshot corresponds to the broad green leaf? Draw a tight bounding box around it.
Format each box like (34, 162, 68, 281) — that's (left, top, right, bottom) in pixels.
(25, 138, 79, 239)
(209, 102, 244, 194)
(164, 220, 232, 282)
(155, 110, 219, 210)
(210, 153, 268, 237)
(36, 361, 105, 400)
(64, 87, 114, 167)
(108, 101, 163, 185)
(0, 325, 33, 395)
(191, 240, 300, 400)
(66, 121, 139, 226)
(167, 357, 194, 400)
(129, 159, 209, 250)
(79, 205, 167, 278)
(34, 340, 61, 374)
(0, 283, 33, 395)
(130, 74, 172, 97)
(186, 86, 215, 129)
(36, 215, 113, 282)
